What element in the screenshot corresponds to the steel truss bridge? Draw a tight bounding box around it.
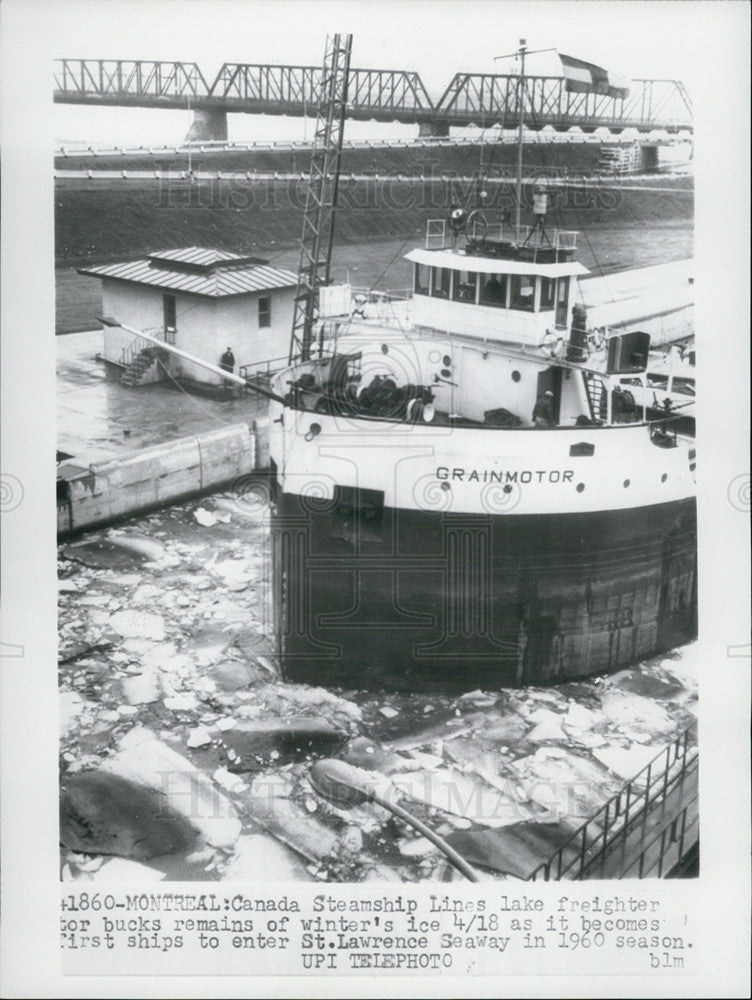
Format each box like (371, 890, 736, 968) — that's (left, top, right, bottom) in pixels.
(54, 59, 693, 134)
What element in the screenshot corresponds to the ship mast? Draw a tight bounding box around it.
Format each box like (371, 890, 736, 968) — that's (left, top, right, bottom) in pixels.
(289, 33, 353, 363)
(495, 40, 556, 240)
(514, 37, 526, 239)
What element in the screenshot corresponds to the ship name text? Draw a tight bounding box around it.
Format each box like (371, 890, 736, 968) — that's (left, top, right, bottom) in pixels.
(436, 467, 575, 484)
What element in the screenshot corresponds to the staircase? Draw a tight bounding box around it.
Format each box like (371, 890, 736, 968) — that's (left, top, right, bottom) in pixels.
(119, 347, 165, 387)
(584, 372, 608, 422)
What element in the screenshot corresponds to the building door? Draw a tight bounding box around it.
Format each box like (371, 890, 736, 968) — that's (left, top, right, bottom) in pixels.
(536, 366, 563, 423)
(163, 294, 177, 338)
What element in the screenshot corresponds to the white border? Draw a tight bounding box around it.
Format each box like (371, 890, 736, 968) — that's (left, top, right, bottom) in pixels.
(1, 1, 749, 997)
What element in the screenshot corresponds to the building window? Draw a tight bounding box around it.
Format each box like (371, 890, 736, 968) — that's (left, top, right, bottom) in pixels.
(414, 263, 429, 295)
(451, 270, 478, 303)
(258, 296, 271, 328)
(480, 273, 507, 308)
(510, 274, 536, 311)
(163, 293, 177, 331)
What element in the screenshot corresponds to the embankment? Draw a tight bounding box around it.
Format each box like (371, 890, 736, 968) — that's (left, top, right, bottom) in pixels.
(56, 175, 692, 269)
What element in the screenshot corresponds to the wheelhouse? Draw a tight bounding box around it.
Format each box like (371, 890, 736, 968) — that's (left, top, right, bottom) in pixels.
(407, 220, 589, 348)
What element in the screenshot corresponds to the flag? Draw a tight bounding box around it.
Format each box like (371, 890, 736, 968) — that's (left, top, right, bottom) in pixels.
(559, 54, 629, 101)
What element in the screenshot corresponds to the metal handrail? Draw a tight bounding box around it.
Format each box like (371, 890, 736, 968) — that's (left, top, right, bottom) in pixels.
(528, 722, 697, 881)
(238, 354, 290, 384)
(426, 219, 447, 250)
(118, 327, 172, 367)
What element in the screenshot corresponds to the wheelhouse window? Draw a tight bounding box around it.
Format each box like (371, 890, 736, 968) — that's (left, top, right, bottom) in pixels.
(555, 276, 570, 326)
(480, 273, 507, 308)
(647, 373, 669, 389)
(414, 263, 429, 295)
(431, 267, 451, 298)
(258, 296, 271, 328)
(451, 270, 478, 303)
(540, 277, 555, 310)
(510, 274, 536, 312)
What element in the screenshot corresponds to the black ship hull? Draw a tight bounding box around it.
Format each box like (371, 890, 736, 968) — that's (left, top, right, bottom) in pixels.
(271, 491, 697, 692)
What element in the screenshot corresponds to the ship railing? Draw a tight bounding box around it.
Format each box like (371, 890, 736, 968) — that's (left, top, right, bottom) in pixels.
(426, 218, 449, 249)
(427, 217, 507, 248)
(554, 229, 579, 251)
(347, 286, 412, 328)
(425, 218, 578, 250)
(516, 226, 579, 251)
(646, 413, 686, 447)
(350, 285, 412, 303)
(527, 722, 698, 881)
(238, 354, 290, 389)
(466, 219, 505, 242)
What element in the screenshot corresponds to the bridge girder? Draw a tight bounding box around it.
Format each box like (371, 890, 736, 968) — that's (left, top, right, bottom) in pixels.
(53, 59, 694, 134)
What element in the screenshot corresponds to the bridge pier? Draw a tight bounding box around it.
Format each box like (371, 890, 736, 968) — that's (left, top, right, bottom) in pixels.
(419, 120, 450, 138)
(184, 108, 228, 143)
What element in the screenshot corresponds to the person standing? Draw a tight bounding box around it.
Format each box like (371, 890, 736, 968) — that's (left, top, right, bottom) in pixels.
(532, 389, 555, 428)
(219, 347, 236, 392)
(220, 346, 235, 375)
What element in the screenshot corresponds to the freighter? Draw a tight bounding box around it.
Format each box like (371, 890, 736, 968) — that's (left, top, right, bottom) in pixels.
(265, 38, 696, 692)
(267, 225, 697, 690)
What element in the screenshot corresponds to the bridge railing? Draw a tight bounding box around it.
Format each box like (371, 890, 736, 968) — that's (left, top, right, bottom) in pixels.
(55, 59, 210, 100)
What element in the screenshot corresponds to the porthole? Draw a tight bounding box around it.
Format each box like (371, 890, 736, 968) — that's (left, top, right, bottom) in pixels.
(440, 368, 452, 378)
(661, 473, 668, 482)
(443, 355, 452, 367)
(511, 370, 521, 382)
(381, 343, 389, 354)
(503, 484, 513, 494)
(623, 479, 631, 488)
(576, 483, 585, 493)
(440, 482, 450, 492)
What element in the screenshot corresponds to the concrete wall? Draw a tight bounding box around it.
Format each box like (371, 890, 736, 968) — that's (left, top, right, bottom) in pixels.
(58, 423, 256, 534)
(214, 287, 295, 376)
(102, 282, 167, 363)
(167, 294, 218, 383)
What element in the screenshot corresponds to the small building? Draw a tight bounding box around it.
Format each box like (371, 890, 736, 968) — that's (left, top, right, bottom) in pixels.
(79, 247, 297, 388)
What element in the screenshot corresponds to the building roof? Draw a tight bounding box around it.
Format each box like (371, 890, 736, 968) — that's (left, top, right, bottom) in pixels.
(79, 247, 298, 297)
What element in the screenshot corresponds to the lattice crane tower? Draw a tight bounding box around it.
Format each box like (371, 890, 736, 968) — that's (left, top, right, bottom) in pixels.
(289, 33, 352, 363)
